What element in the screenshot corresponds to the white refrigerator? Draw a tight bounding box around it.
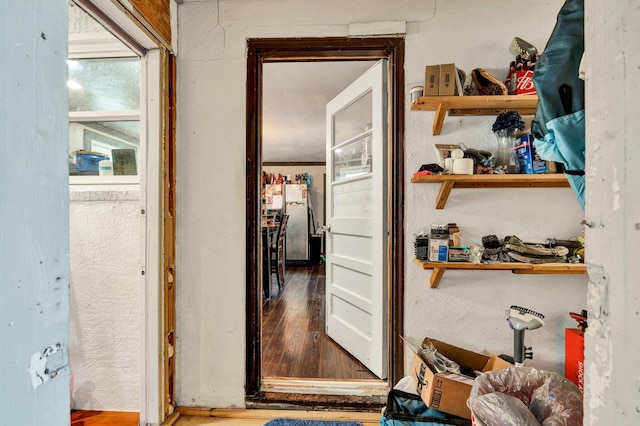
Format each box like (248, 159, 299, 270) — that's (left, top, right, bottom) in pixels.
(284, 184, 309, 262)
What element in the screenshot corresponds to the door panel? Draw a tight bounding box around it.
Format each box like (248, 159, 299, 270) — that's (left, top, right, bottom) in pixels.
(325, 60, 388, 379)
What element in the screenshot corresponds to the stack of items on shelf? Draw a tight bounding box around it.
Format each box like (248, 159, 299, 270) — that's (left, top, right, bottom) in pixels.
(491, 111, 548, 174)
(413, 111, 553, 176)
(415, 36, 540, 99)
(413, 232, 430, 262)
(505, 37, 538, 95)
(414, 230, 584, 265)
(414, 224, 469, 263)
(423, 63, 467, 97)
(481, 234, 584, 264)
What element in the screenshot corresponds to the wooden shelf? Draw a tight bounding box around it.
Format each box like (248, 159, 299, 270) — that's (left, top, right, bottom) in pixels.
(411, 174, 570, 209)
(413, 259, 586, 288)
(411, 94, 538, 135)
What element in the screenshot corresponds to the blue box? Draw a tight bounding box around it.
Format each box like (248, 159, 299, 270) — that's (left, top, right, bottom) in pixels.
(515, 134, 547, 174)
(75, 152, 108, 174)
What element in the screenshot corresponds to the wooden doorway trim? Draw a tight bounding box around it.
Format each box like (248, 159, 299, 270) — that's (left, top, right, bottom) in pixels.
(245, 37, 405, 406)
(163, 50, 178, 418)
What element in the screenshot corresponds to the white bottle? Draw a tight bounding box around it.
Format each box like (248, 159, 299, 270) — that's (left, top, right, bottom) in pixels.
(98, 159, 113, 176)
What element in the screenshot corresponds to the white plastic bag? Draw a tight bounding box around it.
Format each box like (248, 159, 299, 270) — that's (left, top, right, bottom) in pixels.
(467, 366, 583, 426)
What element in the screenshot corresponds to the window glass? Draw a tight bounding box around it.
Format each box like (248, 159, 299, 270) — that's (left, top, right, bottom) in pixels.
(69, 121, 140, 176)
(68, 2, 141, 180)
(332, 90, 372, 146)
(68, 58, 140, 112)
(331, 91, 373, 182)
(332, 132, 372, 182)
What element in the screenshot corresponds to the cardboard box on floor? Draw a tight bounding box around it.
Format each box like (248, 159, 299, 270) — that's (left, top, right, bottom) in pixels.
(411, 337, 512, 420)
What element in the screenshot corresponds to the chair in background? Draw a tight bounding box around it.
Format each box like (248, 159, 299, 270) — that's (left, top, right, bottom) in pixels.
(269, 214, 288, 290)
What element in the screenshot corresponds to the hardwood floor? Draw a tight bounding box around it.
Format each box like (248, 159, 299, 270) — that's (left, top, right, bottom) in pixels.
(262, 263, 377, 380)
(70, 410, 138, 425)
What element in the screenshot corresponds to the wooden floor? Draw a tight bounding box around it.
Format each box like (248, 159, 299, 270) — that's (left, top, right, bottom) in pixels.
(71, 410, 138, 425)
(262, 264, 377, 380)
(173, 409, 381, 425)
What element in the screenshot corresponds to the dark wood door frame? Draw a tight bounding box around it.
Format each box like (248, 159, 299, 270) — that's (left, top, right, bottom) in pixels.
(245, 37, 405, 407)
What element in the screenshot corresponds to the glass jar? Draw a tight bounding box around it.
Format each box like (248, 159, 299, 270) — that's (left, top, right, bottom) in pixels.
(493, 128, 520, 173)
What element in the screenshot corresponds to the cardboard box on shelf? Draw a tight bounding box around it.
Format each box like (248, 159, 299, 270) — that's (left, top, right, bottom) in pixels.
(448, 247, 470, 262)
(515, 70, 536, 95)
(506, 69, 537, 95)
(411, 337, 512, 420)
(424, 65, 440, 96)
(439, 63, 457, 96)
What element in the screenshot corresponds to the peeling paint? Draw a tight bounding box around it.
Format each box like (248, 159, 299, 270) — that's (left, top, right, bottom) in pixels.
(587, 264, 610, 339)
(27, 343, 64, 389)
(587, 337, 613, 415)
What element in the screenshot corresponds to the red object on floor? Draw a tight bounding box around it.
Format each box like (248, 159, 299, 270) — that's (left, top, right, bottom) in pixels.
(565, 328, 584, 392)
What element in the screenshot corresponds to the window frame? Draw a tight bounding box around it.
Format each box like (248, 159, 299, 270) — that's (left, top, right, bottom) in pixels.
(68, 40, 143, 186)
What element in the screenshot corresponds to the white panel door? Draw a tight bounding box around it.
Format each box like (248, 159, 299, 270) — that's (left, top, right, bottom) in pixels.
(325, 60, 388, 379)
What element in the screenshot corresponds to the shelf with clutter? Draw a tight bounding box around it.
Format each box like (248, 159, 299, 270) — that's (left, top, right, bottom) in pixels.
(410, 35, 586, 289)
(411, 107, 571, 209)
(414, 226, 586, 289)
(412, 49, 539, 136)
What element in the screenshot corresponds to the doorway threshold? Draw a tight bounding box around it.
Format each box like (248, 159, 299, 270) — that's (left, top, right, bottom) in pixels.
(247, 378, 389, 410)
(262, 378, 389, 397)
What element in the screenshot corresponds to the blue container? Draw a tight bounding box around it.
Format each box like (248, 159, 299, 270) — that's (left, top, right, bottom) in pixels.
(76, 152, 108, 174)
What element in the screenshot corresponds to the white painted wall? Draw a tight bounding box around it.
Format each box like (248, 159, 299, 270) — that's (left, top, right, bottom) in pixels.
(0, 0, 70, 422)
(68, 187, 141, 411)
(176, 0, 587, 408)
(583, 2, 640, 424)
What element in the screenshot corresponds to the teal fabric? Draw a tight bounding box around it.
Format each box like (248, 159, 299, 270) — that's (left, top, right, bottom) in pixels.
(531, 0, 585, 210)
(533, 110, 585, 209)
(380, 389, 471, 426)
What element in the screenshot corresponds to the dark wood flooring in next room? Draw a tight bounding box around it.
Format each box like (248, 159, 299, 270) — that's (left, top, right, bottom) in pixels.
(262, 263, 378, 380)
